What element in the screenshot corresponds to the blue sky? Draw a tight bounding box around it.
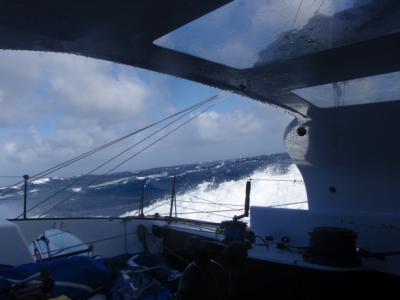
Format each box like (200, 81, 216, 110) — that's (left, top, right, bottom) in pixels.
(0, 50, 291, 186)
(0, 0, 390, 225)
(155, 0, 353, 68)
(0, 0, 363, 185)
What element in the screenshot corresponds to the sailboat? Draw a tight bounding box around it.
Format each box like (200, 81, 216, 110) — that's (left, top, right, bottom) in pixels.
(0, 0, 399, 299)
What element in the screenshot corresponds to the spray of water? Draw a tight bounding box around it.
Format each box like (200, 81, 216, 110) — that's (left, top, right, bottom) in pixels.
(122, 163, 307, 223)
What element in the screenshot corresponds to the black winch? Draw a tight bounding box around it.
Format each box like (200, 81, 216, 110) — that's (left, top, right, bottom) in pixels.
(304, 227, 360, 267)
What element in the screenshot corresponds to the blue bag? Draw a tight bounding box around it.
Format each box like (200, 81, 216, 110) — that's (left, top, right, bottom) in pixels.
(0, 256, 113, 299)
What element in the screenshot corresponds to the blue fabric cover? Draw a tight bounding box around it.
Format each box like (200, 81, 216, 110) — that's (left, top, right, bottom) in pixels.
(0, 256, 113, 299)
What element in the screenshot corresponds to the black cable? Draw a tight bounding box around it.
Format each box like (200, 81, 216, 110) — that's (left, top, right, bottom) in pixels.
(185, 193, 243, 210)
(170, 203, 239, 219)
(38, 104, 216, 217)
(163, 245, 190, 264)
(144, 196, 242, 216)
(163, 208, 242, 215)
(43, 231, 70, 239)
(1, 92, 226, 199)
(255, 235, 268, 248)
(267, 201, 307, 208)
(250, 178, 304, 183)
(314, 0, 327, 15)
(292, 0, 304, 26)
(19, 99, 213, 218)
(143, 199, 171, 215)
(43, 231, 139, 255)
(38, 230, 189, 266)
(176, 199, 243, 207)
(147, 199, 307, 218)
(93, 105, 215, 177)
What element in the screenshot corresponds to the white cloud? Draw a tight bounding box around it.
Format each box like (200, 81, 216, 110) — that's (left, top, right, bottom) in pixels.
(252, 0, 348, 32)
(0, 50, 292, 185)
(155, 0, 354, 68)
(4, 142, 17, 155)
(0, 51, 161, 128)
(193, 110, 264, 143)
(0, 50, 167, 178)
(46, 54, 148, 121)
(135, 98, 292, 167)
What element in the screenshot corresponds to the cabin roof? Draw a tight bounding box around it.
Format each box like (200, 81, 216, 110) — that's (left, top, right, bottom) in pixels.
(0, 0, 399, 118)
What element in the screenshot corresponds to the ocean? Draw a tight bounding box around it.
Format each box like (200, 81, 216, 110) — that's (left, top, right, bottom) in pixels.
(0, 153, 307, 223)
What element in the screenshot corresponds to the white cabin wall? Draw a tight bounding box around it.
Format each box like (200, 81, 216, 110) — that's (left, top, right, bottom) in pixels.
(284, 101, 400, 214)
(10, 218, 166, 259)
(0, 220, 34, 265)
(250, 207, 400, 275)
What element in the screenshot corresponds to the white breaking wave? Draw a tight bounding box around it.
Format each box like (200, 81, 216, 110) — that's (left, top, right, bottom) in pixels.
(122, 163, 308, 223)
(88, 172, 169, 188)
(31, 178, 51, 185)
(136, 171, 169, 180)
(88, 176, 134, 189)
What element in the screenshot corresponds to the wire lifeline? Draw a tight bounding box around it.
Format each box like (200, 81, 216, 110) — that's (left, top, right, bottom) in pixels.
(171, 203, 239, 219)
(143, 199, 171, 215)
(40, 231, 139, 255)
(267, 201, 307, 208)
(146, 199, 307, 218)
(36, 230, 190, 266)
(175, 199, 243, 207)
(142, 186, 244, 216)
(139, 183, 244, 216)
(185, 193, 243, 210)
(249, 178, 304, 183)
(159, 208, 241, 216)
(144, 197, 242, 217)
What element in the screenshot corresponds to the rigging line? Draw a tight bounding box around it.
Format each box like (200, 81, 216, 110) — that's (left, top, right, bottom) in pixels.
(20, 99, 213, 217)
(267, 200, 307, 208)
(1, 92, 227, 198)
(3, 93, 224, 199)
(38, 105, 216, 218)
(154, 200, 307, 216)
(176, 199, 243, 207)
(37, 104, 215, 218)
(185, 193, 242, 210)
(42, 231, 70, 239)
(177, 221, 218, 232)
(143, 199, 171, 215)
(43, 231, 139, 255)
(163, 245, 190, 264)
(314, 0, 326, 15)
(173, 203, 239, 219)
(159, 210, 234, 219)
(18, 100, 221, 218)
(250, 178, 304, 182)
(292, 0, 304, 26)
(161, 208, 242, 214)
(96, 104, 215, 175)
